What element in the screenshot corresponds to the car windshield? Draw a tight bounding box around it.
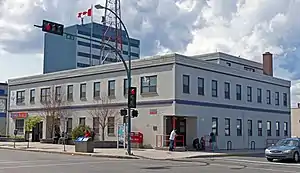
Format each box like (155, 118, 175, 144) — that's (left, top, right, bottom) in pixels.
(276, 139, 299, 147)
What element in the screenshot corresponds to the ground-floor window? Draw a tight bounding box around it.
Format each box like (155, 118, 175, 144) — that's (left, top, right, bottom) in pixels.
(107, 117, 115, 136)
(15, 119, 24, 133)
(93, 117, 100, 134)
(284, 122, 288, 136)
(267, 121, 271, 136)
(66, 118, 72, 133)
(79, 117, 86, 126)
(257, 120, 262, 136)
(212, 117, 218, 136)
(276, 121, 280, 136)
(248, 120, 252, 136)
(225, 118, 230, 136)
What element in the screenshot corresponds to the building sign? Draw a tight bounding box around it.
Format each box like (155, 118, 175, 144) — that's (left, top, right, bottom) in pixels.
(0, 89, 5, 96)
(149, 109, 157, 115)
(11, 112, 28, 119)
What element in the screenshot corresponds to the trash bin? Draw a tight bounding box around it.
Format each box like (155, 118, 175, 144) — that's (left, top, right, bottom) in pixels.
(74, 137, 94, 153)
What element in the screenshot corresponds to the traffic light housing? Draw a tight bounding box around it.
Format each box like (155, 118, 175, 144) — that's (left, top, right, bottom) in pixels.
(132, 110, 138, 118)
(120, 109, 127, 116)
(128, 87, 137, 108)
(42, 20, 64, 36)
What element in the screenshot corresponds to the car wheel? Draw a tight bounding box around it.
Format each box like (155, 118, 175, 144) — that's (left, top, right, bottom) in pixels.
(267, 158, 273, 162)
(293, 152, 299, 163)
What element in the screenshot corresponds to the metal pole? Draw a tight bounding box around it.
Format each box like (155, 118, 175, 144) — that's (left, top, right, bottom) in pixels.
(94, 5, 132, 155)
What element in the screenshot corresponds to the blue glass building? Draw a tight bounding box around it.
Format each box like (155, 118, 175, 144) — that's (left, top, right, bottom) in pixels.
(43, 22, 140, 73)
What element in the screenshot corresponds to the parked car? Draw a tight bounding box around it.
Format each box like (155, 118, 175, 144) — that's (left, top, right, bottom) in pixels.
(265, 138, 300, 162)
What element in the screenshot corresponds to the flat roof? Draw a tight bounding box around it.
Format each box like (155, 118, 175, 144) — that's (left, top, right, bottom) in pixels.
(8, 52, 290, 87)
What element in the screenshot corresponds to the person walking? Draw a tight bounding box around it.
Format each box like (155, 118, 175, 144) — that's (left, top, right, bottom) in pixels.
(169, 129, 177, 151)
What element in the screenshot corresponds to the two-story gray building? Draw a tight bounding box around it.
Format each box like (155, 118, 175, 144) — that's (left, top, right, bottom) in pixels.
(0, 83, 8, 135)
(7, 52, 291, 149)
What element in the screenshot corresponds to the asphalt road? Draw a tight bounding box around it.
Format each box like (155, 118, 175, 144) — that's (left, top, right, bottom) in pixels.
(0, 149, 299, 173)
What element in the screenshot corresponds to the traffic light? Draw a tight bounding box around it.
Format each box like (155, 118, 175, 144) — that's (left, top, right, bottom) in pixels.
(120, 109, 127, 116)
(42, 20, 64, 36)
(128, 87, 137, 108)
(132, 110, 138, 118)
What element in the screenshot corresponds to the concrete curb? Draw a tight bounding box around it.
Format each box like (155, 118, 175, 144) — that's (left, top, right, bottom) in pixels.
(0, 146, 139, 160)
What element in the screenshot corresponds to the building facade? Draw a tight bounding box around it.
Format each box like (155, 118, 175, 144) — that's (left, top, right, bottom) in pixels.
(0, 83, 8, 135)
(291, 107, 300, 137)
(8, 52, 291, 149)
(43, 22, 140, 73)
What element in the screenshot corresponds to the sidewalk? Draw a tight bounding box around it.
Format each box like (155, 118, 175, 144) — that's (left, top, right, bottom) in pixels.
(0, 142, 265, 160)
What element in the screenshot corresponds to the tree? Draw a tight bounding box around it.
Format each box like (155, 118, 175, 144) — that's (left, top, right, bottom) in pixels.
(25, 116, 42, 148)
(88, 95, 118, 141)
(39, 86, 70, 139)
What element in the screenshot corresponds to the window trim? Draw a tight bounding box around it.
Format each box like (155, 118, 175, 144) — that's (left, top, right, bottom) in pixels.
(93, 82, 101, 98)
(141, 75, 157, 94)
(197, 77, 204, 95)
(182, 75, 190, 94)
(212, 80, 218, 97)
(108, 80, 116, 97)
(257, 88, 262, 103)
(236, 84, 241, 100)
(16, 90, 25, 105)
(40, 87, 51, 103)
(224, 82, 230, 99)
(247, 86, 252, 102)
(80, 83, 87, 100)
(67, 85, 74, 101)
(29, 89, 35, 103)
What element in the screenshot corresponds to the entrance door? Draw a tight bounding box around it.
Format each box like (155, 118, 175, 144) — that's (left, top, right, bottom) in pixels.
(32, 122, 42, 142)
(176, 117, 186, 146)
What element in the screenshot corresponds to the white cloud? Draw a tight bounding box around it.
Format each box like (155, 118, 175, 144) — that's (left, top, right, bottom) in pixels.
(1, 0, 300, 106)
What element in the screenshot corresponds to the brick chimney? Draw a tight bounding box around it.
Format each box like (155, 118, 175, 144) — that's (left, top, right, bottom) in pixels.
(263, 52, 273, 76)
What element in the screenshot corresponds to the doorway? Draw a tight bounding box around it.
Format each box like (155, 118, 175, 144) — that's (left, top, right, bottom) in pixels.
(32, 122, 43, 142)
(165, 116, 186, 146)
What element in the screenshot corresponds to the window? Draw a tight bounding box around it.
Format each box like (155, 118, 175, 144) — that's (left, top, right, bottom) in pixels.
(225, 118, 230, 136)
(224, 82, 230, 99)
(182, 75, 190, 94)
(79, 117, 86, 126)
(275, 92, 279, 106)
(93, 82, 100, 98)
(15, 119, 24, 133)
(93, 117, 100, 134)
(284, 122, 288, 136)
(267, 90, 271, 104)
(16, 90, 25, 104)
(212, 80, 218, 97)
(55, 86, 61, 101)
(108, 80, 116, 97)
(258, 120, 262, 136)
(80, 83, 87, 99)
(40, 88, 51, 103)
(123, 79, 128, 95)
(212, 117, 218, 135)
(257, 88, 262, 103)
(30, 89, 35, 103)
(66, 118, 72, 133)
(267, 121, 271, 136)
(107, 117, 115, 136)
(247, 86, 252, 102)
(197, 77, 204, 95)
(283, 93, 287, 107)
(276, 121, 280, 136)
(236, 84, 241, 100)
(248, 120, 252, 136)
(67, 85, 73, 101)
(141, 75, 157, 93)
(237, 119, 242, 136)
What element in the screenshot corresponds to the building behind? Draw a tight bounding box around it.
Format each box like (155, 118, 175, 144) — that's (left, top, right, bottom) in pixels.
(0, 83, 8, 135)
(43, 22, 140, 73)
(291, 106, 300, 137)
(8, 52, 291, 149)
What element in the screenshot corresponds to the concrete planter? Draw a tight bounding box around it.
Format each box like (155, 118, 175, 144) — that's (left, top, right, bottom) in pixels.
(75, 140, 94, 153)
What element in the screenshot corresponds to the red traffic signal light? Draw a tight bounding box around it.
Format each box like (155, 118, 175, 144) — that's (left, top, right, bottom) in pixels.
(42, 20, 64, 36)
(128, 87, 137, 108)
(130, 88, 136, 95)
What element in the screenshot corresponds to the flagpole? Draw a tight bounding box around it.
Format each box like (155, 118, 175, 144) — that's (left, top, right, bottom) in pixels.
(89, 4, 93, 66)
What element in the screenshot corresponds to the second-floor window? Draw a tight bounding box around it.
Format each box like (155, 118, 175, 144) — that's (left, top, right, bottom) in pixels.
(30, 89, 35, 104)
(237, 119, 242, 136)
(275, 92, 279, 106)
(40, 88, 50, 103)
(257, 88, 262, 103)
(267, 90, 271, 104)
(267, 121, 271, 136)
(236, 84, 241, 100)
(141, 75, 157, 93)
(67, 85, 73, 101)
(123, 79, 128, 95)
(224, 82, 230, 99)
(108, 80, 116, 97)
(283, 93, 287, 107)
(182, 75, 190, 94)
(197, 77, 204, 95)
(16, 90, 25, 104)
(55, 86, 61, 101)
(225, 118, 230, 136)
(80, 83, 87, 99)
(247, 86, 252, 102)
(212, 80, 218, 97)
(93, 82, 100, 98)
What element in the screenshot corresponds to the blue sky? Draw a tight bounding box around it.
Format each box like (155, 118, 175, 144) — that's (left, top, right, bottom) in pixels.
(0, 0, 300, 106)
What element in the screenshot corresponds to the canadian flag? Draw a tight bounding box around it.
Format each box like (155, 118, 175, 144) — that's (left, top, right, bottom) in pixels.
(78, 8, 92, 18)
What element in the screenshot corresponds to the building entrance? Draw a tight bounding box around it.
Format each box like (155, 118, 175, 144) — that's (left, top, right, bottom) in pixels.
(32, 122, 43, 142)
(165, 116, 186, 146)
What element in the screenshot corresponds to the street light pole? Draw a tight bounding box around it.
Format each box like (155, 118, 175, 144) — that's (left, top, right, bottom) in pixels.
(95, 4, 132, 155)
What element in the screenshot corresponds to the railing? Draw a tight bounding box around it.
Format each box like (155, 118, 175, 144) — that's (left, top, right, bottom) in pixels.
(155, 134, 185, 148)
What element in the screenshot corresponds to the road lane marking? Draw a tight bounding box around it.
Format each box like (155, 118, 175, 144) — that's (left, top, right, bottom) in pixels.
(215, 158, 300, 167)
(0, 158, 97, 165)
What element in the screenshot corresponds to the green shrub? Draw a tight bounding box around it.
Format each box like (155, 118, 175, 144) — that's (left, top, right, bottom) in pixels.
(71, 125, 91, 140)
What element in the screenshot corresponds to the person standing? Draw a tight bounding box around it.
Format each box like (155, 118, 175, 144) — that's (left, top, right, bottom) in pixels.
(169, 129, 177, 151)
(209, 132, 216, 151)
